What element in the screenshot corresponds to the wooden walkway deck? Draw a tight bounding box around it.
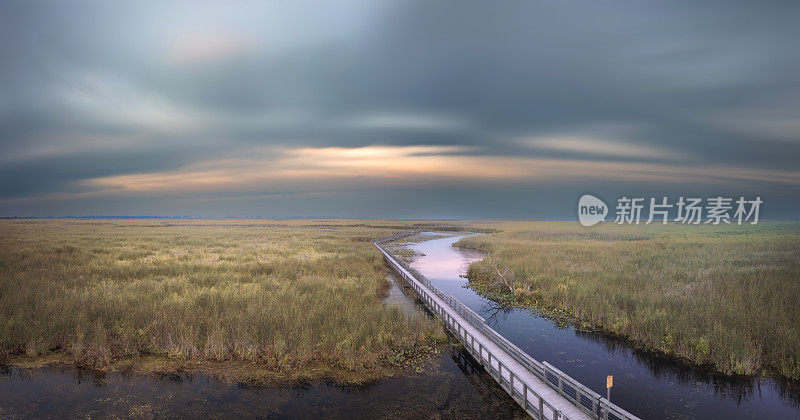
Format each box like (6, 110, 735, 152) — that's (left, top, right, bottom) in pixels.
(375, 232, 640, 420)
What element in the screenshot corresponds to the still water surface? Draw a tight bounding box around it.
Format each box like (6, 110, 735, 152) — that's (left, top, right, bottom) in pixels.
(406, 233, 800, 419)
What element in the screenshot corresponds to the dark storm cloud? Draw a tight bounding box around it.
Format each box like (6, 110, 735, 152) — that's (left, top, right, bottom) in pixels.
(1, 0, 798, 217)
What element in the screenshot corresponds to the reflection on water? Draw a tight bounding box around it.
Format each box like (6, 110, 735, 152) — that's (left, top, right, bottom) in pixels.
(407, 233, 800, 419)
(0, 272, 527, 419)
(0, 352, 527, 419)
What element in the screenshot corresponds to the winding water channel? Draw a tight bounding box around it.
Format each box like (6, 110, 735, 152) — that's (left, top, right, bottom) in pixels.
(404, 233, 800, 419)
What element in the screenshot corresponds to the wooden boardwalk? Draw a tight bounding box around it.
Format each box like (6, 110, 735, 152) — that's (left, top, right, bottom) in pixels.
(375, 232, 640, 420)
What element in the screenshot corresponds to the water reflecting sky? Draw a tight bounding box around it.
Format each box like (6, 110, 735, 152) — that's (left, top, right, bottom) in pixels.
(408, 233, 800, 419)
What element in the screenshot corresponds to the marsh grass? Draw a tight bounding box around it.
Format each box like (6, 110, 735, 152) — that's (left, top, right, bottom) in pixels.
(0, 220, 444, 380)
(457, 222, 800, 379)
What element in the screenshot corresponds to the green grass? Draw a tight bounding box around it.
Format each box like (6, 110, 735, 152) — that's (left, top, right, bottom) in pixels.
(456, 221, 800, 379)
(0, 220, 444, 380)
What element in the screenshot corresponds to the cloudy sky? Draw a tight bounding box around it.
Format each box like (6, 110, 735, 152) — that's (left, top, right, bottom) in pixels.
(2, 0, 799, 218)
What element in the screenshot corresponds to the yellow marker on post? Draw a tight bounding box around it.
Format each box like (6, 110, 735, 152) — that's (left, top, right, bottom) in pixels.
(606, 375, 613, 402)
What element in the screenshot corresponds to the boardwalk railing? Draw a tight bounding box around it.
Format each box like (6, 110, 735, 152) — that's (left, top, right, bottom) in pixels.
(375, 231, 640, 420)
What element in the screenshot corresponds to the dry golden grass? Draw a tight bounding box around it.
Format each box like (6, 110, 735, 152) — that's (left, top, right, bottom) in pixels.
(0, 219, 445, 380)
(457, 221, 800, 379)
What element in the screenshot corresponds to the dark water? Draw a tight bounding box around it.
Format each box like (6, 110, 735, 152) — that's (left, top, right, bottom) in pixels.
(406, 233, 800, 420)
(0, 273, 526, 419)
(0, 356, 524, 419)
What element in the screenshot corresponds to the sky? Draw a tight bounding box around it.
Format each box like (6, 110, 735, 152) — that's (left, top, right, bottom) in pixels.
(1, 0, 799, 219)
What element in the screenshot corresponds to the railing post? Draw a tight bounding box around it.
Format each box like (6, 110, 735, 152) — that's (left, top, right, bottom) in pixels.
(523, 383, 528, 410)
(498, 362, 503, 383)
(539, 397, 544, 420)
